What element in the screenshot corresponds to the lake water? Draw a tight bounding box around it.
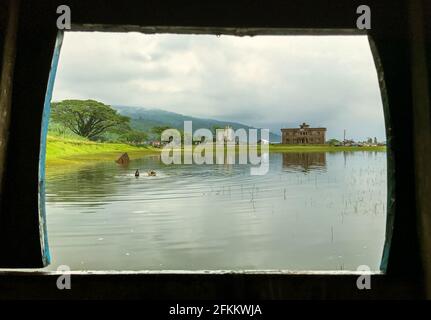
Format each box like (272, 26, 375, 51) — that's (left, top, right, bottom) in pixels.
(44, 151, 387, 271)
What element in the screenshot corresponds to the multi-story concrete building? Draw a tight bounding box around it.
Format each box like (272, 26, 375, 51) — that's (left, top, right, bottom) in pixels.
(281, 123, 326, 144)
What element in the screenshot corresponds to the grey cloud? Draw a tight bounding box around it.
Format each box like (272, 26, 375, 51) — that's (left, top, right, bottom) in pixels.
(53, 32, 386, 141)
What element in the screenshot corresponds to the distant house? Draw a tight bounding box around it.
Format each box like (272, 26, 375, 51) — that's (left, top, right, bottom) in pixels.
(150, 140, 162, 147)
(281, 123, 327, 145)
(343, 139, 356, 146)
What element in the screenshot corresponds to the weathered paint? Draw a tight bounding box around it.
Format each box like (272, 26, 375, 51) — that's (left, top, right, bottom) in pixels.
(38, 31, 64, 267)
(368, 35, 394, 274)
(0, 270, 384, 275)
(71, 25, 367, 36)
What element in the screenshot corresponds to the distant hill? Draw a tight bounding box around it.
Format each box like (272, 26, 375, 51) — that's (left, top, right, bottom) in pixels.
(113, 105, 281, 142)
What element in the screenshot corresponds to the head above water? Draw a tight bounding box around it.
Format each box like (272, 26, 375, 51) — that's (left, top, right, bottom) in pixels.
(148, 170, 157, 177)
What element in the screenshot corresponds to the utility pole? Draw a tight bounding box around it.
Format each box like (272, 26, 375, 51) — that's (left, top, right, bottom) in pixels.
(343, 129, 346, 145)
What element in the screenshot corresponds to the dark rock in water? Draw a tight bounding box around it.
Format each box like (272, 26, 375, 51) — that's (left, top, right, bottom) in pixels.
(116, 153, 130, 165)
(135, 169, 140, 177)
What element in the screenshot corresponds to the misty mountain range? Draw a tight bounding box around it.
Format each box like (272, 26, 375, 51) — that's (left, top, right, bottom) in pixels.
(113, 106, 282, 142)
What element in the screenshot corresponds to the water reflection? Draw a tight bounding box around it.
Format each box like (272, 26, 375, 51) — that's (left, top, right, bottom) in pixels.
(282, 152, 326, 172)
(45, 151, 387, 271)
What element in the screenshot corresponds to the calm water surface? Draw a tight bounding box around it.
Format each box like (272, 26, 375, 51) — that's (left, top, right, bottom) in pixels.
(45, 151, 387, 271)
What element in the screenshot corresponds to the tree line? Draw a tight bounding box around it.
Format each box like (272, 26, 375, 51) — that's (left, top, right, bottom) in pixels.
(50, 99, 226, 145)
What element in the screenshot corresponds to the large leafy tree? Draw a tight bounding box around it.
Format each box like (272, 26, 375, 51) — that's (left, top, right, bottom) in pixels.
(151, 126, 172, 138)
(50, 100, 130, 139)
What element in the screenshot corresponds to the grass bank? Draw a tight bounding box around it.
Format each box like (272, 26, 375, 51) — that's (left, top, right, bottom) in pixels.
(45, 137, 386, 169)
(46, 135, 160, 167)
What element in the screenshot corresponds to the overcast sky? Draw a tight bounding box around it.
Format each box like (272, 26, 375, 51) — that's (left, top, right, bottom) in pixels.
(53, 32, 386, 141)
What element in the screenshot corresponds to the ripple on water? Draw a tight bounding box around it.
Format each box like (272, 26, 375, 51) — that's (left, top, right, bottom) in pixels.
(45, 152, 387, 271)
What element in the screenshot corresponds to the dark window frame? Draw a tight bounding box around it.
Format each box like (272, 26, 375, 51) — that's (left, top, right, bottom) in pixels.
(0, 0, 427, 299)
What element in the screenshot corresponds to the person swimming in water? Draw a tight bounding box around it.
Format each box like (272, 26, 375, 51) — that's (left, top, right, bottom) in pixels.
(148, 170, 157, 177)
(135, 169, 140, 177)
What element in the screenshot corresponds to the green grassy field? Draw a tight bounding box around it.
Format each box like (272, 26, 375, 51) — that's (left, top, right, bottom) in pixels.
(46, 135, 160, 166)
(45, 136, 386, 169)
